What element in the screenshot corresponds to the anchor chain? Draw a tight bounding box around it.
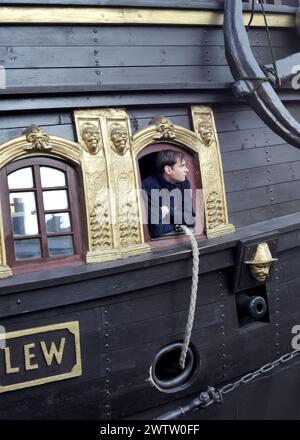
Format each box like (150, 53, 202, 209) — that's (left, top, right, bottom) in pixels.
(155, 348, 300, 420)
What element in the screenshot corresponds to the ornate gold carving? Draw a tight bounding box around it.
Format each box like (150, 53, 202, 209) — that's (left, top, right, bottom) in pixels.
(110, 122, 129, 156)
(206, 191, 224, 229)
(23, 125, 51, 152)
(152, 115, 176, 140)
(197, 114, 214, 147)
(89, 202, 112, 250)
(80, 122, 102, 155)
(246, 242, 278, 282)
(74, 108, 149, 263)
(191, 106, 235, 238)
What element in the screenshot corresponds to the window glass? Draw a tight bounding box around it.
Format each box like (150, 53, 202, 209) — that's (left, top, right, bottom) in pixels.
(40, 167, 66, 188)
(8, 167, 33, 189)
(43, 190, 68, 211)
(9, 192, 39, 236)
(14, 239, 41, 260)
(48, 236, 73, 256)
(45, 213, 71, 233)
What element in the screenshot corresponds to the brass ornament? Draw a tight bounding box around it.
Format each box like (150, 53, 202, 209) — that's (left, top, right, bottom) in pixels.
(109, 122, 129, 156)
(80, 121, 102, 155)
(151, 115, 176, 141)
(74, 108, 149, 263)
(198, 114, 214, 147)
(245, 242, 278, 282)
(23, 125, 51, 152)
(191, 106, 235, 238)
(206, 191, 225, 229)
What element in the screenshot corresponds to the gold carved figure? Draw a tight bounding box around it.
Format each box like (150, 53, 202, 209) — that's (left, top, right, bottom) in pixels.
(23, 125, 51, 151)
(198, 115, 213, 147)
(110, 123, 129, 156)
(152, 115, 176, 140)
(246, 242, 278, 282)
(80, 122, 101, 155)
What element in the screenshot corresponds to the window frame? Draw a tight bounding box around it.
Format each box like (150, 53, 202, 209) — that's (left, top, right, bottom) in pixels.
(138, 142, 205, 247)
(0, 156, 85, 272)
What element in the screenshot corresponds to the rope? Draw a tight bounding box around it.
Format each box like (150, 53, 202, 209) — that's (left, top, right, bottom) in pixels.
(259, 0, 281, 87)
(246, 0, 255, 31)
(179, 225, 200, 370)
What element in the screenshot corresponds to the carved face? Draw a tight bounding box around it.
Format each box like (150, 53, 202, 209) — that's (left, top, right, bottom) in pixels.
(157, 117, 174, 133)
(110, 124, 128, 155)
(249, 262, 271, 282)
(81, 123, 101, 154)
(198, 123, 213, 146)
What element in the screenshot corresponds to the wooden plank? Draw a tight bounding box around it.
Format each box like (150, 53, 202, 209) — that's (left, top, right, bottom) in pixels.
(0, 45, 295, 69)
(222, 144, 300, 172)
(224, 162, 300, 192)
(230, 199, 300, 227)
(1, 65, 233, 91)
(227, 180, 300, 212)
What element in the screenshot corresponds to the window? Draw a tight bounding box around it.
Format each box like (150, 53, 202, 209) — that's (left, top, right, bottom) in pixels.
(138, 143, 204, 245)
(0, 157, 85, 272)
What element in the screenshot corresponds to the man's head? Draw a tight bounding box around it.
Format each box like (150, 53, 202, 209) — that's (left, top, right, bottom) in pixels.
(198, 118, 213, 146)
(245, 242, 278, 282)
(156, 150, 188, 184)
(110, 123, 128, 155)
(81, 122, 101, 154)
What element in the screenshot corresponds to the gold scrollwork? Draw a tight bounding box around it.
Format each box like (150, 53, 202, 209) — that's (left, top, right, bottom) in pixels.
(191, 106, 235, 238)
(89, 202, 112, 250)
(206, 191, 225, 229)
(23, 125, 51, 152)
(151, 115, 176, 141)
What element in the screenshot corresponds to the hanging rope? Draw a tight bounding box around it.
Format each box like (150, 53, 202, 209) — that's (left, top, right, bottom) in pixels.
(246, 0, 256, 31)
(179, 225, 200, 370)
(259, 0, 281, 87)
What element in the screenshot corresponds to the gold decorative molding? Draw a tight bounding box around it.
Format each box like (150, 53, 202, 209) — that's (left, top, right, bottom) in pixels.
(74, 108, 150, 263)
(191, 105, 235, 238)
(151, 115, 176, 141)
(0, 204, 11, 279)
(23, 125, 51, 152)
(0, 7, 293, 28)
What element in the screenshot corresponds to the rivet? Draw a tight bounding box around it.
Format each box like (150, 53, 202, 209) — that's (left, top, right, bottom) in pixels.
(16, 299, 21, 305)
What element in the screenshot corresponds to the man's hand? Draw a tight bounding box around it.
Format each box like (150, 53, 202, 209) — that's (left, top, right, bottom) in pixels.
(161, 206, 169, 219)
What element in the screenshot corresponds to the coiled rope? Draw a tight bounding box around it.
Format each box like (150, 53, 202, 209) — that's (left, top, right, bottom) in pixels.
(179, 225, 200, 370)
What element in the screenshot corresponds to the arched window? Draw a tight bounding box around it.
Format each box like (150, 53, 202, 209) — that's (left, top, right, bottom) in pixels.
(0, 157, 85, 273)
(138, 143, 204, 244)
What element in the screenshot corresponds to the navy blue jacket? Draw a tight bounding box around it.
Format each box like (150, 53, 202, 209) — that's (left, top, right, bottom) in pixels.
(142, 174, 195, 238)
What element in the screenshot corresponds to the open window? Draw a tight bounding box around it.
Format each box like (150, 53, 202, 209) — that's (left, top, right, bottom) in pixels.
(0, 156, 85, 274)
(138, 142, 204, 245)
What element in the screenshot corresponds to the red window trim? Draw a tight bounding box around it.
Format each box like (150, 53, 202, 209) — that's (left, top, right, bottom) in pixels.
(0, 156, 86, 274)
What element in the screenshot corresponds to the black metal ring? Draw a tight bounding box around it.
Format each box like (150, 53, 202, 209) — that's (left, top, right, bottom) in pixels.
(151, 342, 194, 390)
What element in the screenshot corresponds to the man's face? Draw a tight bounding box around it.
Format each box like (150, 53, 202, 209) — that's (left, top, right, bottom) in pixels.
(111, 125, 128, 154)
(199, 124, 213, 146)
(82, 125, 100, 153)
(166, 158, 189, 183)
(250, 263, 271, 282)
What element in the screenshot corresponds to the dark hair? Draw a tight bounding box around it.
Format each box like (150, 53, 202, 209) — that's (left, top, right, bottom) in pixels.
(155, 150, 184, 175)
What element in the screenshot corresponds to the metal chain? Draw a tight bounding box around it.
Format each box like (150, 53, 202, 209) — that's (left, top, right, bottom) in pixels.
(155, 348, 300, 420)
(220, 348, 300, 396)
